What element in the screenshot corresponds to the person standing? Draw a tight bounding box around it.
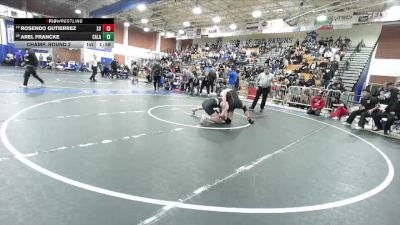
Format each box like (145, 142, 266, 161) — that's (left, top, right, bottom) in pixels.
(89, 54, 98, 82)
(322, 64, 334, 89)
(110, 58, 118, 79)
(200, 73, 210, 96)
(227, 68, 237, 89)
(208, 68, 217, 93)
(22, 49, 44, 87)
(38, 53, 43, 68)
(250, 67, 274, 112)
(152, 60, 162, 93)
(131, 61, 139, 84)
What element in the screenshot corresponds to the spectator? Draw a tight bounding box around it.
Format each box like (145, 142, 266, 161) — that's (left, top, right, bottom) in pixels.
(89, 54, 98, 82)
(305, 75, 316, 87)
(342, 89, 380, 130)
(110, 58, 118, 79)
(372, 99, 400, 135)
(208, 68, 217, 93)
(322, 64, 334, 89)
(330, 97, 348, 120)
(377, 82, 398, 105)
(152, 60, 163, 93)
(328, 78, 346, 92)
(227, 68, 237, 89)
(38, 54, 43, 67)
(307, 91, 325, 116)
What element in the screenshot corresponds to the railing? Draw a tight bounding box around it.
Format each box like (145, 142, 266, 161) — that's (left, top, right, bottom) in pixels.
(337, 40, 365, 77)
(254, 84, 361, 112)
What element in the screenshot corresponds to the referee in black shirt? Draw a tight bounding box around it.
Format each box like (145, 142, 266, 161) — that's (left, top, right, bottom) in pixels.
(22, 49, 44, 87)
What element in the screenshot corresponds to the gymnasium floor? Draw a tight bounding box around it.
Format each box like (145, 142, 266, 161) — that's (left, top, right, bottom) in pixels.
(0, 67, 399, 225)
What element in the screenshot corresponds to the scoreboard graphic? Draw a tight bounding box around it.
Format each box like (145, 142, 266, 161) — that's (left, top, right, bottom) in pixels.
(14, 18, 114, 49)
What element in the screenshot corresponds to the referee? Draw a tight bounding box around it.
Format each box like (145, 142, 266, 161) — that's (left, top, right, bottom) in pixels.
(250, 67, 274, 112)
(22, 49, 44, 87)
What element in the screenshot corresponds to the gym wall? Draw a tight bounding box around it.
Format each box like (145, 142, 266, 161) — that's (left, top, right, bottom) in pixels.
(54, 48, 81, 63)
(181, 39, 193, 50)
(114, 22, 124, 44)
(160, 37, 176, 52)
(114, 54, 125, 65)
(128, 26, 157, 50)
(193, 23, 382, 47)
(368, 24, 400, 84)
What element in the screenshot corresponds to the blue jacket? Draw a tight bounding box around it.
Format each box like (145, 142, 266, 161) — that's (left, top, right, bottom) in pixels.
(228, 70, 237, 85)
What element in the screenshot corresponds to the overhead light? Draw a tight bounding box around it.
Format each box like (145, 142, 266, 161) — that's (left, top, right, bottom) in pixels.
(160, 32, 165, 36)
(178, 30, 185, 35)
(101, 16, 107, 18)
(144, 27, 150, 32)
(193, 6, 202, 14)
(252, 10, 262, 18)
(166, 32, 174, 36)
(124, 22, 130, 27)
(316, 15, 327, 22)
(213, 16, 221, 23)
(75, 9, 81, 14)
(141, 18, 148, 24)
(137, 3, 146, 11)
(229, 23, 237, 30)
(183, 21, 190, 27)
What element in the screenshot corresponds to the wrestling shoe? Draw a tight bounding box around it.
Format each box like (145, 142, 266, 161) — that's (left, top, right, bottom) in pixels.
(200, 115, 210, 125)
(191, 108, 196, 115)
(354, 125, 363, 130)
(342, 121, 351, 126)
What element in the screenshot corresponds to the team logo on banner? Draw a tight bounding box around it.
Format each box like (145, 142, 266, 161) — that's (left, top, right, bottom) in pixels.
(358, 15, 369, 23)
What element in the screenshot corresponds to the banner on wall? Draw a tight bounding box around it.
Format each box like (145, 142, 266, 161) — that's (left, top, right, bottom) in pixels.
(317, 24, 333, 30)
(355, 12, 383, 23)
(246, 22, 259, 30)
(332, 14, 353, 25)
(4, 19, 14, 45)
(200, 27, 209, 35)
(6, 24, 14, 44)
(0, 5, 8, 16)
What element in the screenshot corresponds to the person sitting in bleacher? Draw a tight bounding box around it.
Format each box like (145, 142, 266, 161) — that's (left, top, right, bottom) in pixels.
(372, 99, 400, 135)
(305, 75, 316, 87)
(343, 89, 380, 130)
(328, 77, 346, 92)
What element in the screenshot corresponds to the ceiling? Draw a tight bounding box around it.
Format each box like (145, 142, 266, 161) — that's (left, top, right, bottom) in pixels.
(3, 0, 395, 32)
(98, 0, 394, 33)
